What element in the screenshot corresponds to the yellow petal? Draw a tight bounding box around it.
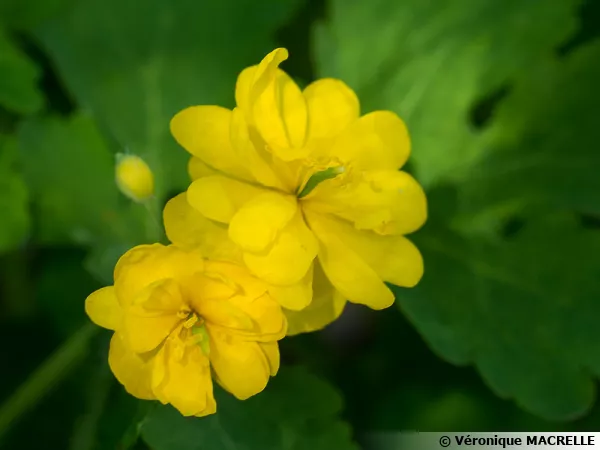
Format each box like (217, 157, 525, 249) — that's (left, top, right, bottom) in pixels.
(208, 328, 272, 400)
(108, 332, 155, 400)
(330, 111, 410, 170)
(123, 278, 184, 353)
(267, 264, 313, 311)
(304, 170, 427, 235)
(303, 78, 359, 143)
(187, 175, 266, 224)
(85, 286, 121, 330)
(152, 332, 215, 417)
(229, 192, 297, 253)
(239, 48, 308, 153)
(361, 170, 427, 234)
(193, 261, 286, 340)
(203, 260, 268, 300)
(243, 211, 318, 285)
(188, 156, 217, 181)
(305, 211, 394, 309)
(114, 244, 204, 306)
(310, 212, 423, 288)
(163, 193, 242, 263)
(170, 105, 251, 181)
(284, 262, 346, 335)
(235, 66, 257, 115)
(230, 107, 285, 189)
(259, 342, 280, 376)
(226, 292, 287, 340)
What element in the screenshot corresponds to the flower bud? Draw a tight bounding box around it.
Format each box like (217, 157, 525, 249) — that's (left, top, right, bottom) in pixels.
(115, 154, 154, 202)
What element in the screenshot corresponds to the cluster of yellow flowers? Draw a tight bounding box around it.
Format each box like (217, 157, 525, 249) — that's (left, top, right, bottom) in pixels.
(86, 48, 427, 417)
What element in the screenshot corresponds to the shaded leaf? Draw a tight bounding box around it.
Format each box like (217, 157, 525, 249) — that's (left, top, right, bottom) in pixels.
(0, 0, 66, 30)
(94, 380, 150, 450)
(0, 135, 29, 253)
(397, 208, 600, 419)
(314, 0, 581, 186)
(34, 0, 302, 202)
(36, 247, 100, 337)
(0, 29, 43, 114)
(18, 114, 150, 283)
(141, 366, 358, 450)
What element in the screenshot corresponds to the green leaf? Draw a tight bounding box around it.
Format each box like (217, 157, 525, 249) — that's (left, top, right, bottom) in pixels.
(93, 379, 150, 450)
(0, 0, 66, 30)
(17, 113, 149, 276)
(313, 0, 581, 186)
(397, 204, 600, 420)
(0, 29, 43, 114)
(453, 42, 600, 229)
(141, 367, 358, 450)
(34, 0, 302, 202)
(36, 248, 100, 337)
(0, 135, 29, 253)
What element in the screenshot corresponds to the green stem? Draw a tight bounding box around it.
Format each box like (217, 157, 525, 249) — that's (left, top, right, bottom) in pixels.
(143, 197, 166, 244)
(0, 323, 99, 441)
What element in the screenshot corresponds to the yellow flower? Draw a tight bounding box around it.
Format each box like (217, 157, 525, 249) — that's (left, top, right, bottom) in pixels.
(115, 154, 155, 202)
(85, 243, 286, 417)
(164, 48, 427, 334)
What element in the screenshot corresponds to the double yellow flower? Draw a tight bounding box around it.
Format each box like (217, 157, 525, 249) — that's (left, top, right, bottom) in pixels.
(88, 48, 427, 416)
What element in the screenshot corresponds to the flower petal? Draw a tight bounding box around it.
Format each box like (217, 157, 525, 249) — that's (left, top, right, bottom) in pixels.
(170, 105, 251, 181)
(267, 264, 313, 311)
(209, 328, 272, 400)
(187, 175, 267, 224)
(230, 107, 285, 189)
(259, 342, 280, 376)
(193, 261, 286, 340)
(152, 333, 215, 417)
(163, 193, 241, 263)
(243, 211, 318, 285)
(108, 332, 155, 400)
(314, 213, 424, 288)
(235, 66, 257, 114)
(305, 211, 394, 309)
(303, 78, 359, 143)
(85, 286, 121, 330)
(188, 156, 218, 181)
(202, 260, 268, 300)
(284, 261, 346, 335)
(114, 244, 204, 307)
(124, 278, 184, 353)
(237, 48, 308, 154)
(229, 192, 297, 253)
(308, 211, 423, 291)
(330, 111, 410, 170)
(305, 170, 427, 235)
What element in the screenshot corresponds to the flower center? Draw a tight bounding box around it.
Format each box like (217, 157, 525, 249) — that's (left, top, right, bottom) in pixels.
(177, 309, 210, 356)
(183, 311, 201, 328)
(297, 163, 346, 198)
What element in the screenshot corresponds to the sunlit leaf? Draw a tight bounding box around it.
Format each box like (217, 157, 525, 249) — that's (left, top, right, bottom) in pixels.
(314, 0, 581, 186)
(453, 42, 600, 229)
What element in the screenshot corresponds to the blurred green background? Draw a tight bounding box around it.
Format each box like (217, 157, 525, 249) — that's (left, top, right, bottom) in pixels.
(1, 0, 600, 448)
